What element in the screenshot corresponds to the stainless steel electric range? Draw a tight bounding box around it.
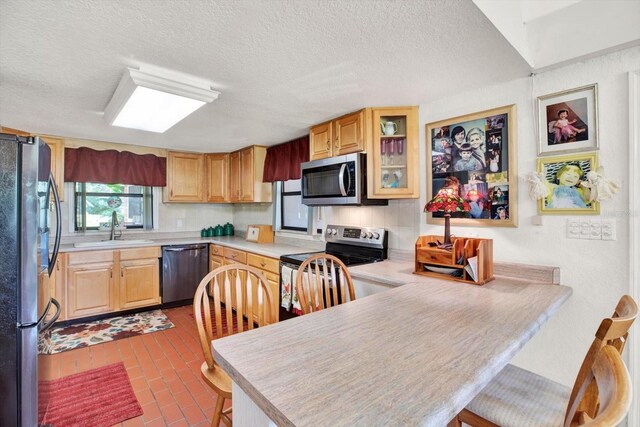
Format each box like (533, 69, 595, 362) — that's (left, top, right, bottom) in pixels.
(279, 224, 388, 320)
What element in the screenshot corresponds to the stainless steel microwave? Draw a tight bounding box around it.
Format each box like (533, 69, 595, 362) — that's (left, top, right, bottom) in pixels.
(300, 153, 387, 206)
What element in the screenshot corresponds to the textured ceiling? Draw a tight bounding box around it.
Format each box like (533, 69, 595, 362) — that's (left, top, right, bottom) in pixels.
(0, 0, 531, 152)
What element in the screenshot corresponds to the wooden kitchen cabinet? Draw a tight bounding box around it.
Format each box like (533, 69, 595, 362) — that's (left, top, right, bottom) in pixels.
(309, 121, 333, 160)
(247, 253, 280, 323)
(309, 110, 365, 161)
(223, 247, 247, 311)
(166, 151, 205, 202)
(367, 106, 419, 199)
(40, 136, 65, 202)
(119, 247, 161, 310)
(210, 244, 225, 302)
(1, 129, 66, 202)
(228, 146, 272, 203)
(62, 247, 161, 321)
(66, 251, 116, 319)
(206, 153, 229, 202)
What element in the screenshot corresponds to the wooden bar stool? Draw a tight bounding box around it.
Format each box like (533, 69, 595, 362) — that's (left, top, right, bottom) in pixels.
(193, 264, 275, 427)
(451, 295, 637, 427)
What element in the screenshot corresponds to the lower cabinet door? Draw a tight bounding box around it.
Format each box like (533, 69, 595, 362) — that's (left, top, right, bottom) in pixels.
(210, 255, 224, 303)
(223, 259, 246, 312)
(66, 262, 115, 319)
(248, 270, 280, 324)
(119, 258, 160, 310)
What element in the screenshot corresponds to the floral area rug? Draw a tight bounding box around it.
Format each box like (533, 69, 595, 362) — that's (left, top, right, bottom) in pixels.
(39, 309, 174, 355)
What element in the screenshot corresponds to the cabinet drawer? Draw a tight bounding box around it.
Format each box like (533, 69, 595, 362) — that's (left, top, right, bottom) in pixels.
(67, 250, 114, 266)
(210, 244, 224, 257)
(223, 247, 247, 264)
(247, 253, 279, 274)
(120, 246, 161, 261)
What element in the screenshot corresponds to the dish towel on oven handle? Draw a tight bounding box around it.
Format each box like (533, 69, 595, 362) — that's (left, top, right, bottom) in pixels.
(291, 269, 303, 315)
(280, 265, 293, 310)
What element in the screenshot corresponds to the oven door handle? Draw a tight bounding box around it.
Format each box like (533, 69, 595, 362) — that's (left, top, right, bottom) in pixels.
(338, 164, 348, 196)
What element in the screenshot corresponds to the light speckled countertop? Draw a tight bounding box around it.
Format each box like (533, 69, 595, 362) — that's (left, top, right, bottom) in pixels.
(58, 235, 319, 259)
(214, 277, 572, 427)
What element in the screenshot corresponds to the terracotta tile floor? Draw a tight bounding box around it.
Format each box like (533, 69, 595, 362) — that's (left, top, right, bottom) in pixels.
(42, 305, 230, 426)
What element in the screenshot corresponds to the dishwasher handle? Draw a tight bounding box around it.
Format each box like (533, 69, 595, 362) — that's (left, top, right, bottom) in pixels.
(163, 245, 208, 252)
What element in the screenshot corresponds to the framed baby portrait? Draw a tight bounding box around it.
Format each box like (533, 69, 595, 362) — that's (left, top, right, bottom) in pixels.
(537, 84, 599, 155)
(537, 152, 600, 215)
(426, 104, 518, 227)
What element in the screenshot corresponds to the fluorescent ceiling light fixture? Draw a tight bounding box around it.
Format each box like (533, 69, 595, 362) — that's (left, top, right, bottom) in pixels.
(104, 66, 220, 133)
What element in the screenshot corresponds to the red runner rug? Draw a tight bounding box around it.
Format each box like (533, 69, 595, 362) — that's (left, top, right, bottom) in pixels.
(38, 362, 143, 427)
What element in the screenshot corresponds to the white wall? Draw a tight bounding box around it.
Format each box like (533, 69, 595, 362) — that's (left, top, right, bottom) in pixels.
(419, 46, 639, 387)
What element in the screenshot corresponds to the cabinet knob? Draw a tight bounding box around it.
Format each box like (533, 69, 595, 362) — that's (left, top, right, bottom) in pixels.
(120, 268, 124, 277)
(260, 262, 266, 267)
(326, 140, 330, 151)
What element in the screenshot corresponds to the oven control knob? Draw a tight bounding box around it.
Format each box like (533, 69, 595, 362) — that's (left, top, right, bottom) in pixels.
(332, 229, 338, 235)
(360, 231, 366, 238)
(366, 232, 373, 238)
(372, 232, 380, 239)
(326, 229, 331, 235)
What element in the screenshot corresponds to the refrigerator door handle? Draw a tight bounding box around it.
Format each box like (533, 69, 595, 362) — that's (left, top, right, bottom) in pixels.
(39, 298, 60, 332)
(48, 173, 61, 277)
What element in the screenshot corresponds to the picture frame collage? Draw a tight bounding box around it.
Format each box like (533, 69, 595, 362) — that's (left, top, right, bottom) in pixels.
(426, 105, 517, 227)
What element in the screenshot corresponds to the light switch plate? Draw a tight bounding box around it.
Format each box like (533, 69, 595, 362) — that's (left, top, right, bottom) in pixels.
(601, 218, 616, 240)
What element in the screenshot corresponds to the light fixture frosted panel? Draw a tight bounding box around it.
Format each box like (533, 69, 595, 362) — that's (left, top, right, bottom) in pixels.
(104, 66, 219, 133)
(112, 87, 205, 133)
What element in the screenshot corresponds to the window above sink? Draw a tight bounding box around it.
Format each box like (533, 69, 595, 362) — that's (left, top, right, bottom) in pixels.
(74, 182, 153, 232)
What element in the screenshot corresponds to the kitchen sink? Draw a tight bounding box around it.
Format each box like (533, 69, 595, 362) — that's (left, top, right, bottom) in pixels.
(73, 239, 155, 248)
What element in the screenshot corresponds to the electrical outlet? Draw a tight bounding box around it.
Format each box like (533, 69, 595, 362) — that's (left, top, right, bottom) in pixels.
(567, 219, 581, 239)
(588, 219, 602, 240)
(579, 220, 591, 239)
(601, 218, 616, 241)
(176, 219, 184, 228)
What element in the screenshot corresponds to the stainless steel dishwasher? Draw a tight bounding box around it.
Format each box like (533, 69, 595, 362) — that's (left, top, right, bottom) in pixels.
(161, 244, 209, 307)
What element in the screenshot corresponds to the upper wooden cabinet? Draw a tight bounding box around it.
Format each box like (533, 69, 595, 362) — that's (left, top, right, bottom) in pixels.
(41, 136, 65, 202)
(166, 147, 271, 204)
(1, 129, 65, 202)
(206, 153, 229, 203)
(367, 106, 419, 199)
(229, 146, 272, 203)
(166, 151, 205, 202)
(309, 121, 333, 160)
(309, 110, 365, 161)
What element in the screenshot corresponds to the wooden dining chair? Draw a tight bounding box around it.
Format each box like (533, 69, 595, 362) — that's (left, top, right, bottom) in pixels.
(193, 264, 275, 427)
(294, 254, 356, 314)
(450, 294, 638, 427)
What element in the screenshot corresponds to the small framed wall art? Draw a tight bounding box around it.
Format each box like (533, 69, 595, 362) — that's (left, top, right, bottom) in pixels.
(537, 84, 599, 155)
(537, 151, 600, 215)
(426, 104, 517, 227)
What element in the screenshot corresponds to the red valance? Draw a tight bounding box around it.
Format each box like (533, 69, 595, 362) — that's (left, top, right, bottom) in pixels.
(262, 136, 309, 182)
(64, 147, 167, 186)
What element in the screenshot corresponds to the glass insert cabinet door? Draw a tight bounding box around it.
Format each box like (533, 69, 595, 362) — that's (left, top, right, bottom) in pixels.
(368, 106, 419, 199)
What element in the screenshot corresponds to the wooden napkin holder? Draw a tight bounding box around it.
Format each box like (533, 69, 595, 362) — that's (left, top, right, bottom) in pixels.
(245, 224, 274, 243)
(414, 235, 494, 285)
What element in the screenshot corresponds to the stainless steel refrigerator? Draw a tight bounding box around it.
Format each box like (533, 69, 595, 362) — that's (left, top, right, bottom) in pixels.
(0, 133, 61, 426)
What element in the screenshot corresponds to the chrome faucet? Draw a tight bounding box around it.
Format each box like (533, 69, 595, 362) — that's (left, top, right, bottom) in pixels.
(110, 211, 122, 240)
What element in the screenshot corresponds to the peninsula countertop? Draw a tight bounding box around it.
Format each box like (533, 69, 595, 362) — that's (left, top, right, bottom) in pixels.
(213, 275, 572, 427)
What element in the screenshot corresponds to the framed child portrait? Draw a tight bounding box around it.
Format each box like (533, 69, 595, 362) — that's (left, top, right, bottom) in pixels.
(537, 152, 600, 215)
(426, 104, 518, 227)
(537, 83, 599, 155)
